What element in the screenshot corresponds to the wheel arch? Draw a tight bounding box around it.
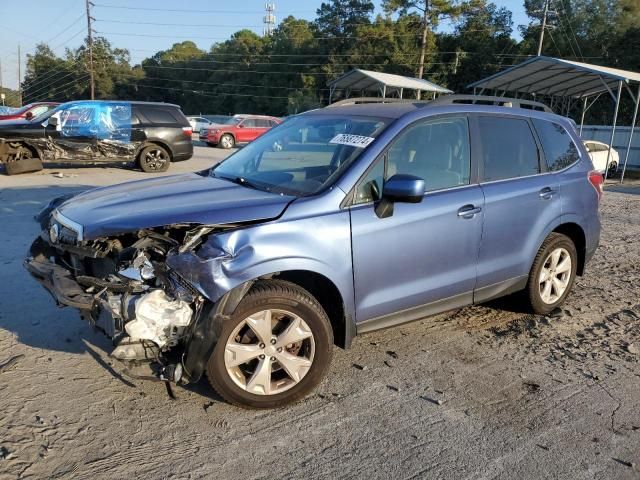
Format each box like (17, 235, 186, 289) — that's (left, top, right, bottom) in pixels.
(137, 140, 174, 162)
(552, 222, 586, 276)
(182, 269, 354, 384)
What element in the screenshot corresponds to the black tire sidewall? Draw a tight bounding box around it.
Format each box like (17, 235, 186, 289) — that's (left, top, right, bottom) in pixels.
(528, 233, 578, 315)
(207, 284, 333, 408)
(138, 145, 170, 173)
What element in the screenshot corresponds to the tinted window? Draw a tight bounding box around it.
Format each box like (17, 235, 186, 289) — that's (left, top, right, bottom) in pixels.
(533, 119, 580, 171)
(255, 119, 271, 128)
(386, 116, 470, 192)
(269, 120, 279, 127)
(479, 116, 540, 182)
(242, 119, 257, 128)
(142, 107, 178, 124)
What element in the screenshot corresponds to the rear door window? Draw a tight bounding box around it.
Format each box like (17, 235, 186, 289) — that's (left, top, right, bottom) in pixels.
(242, 119, 258, 128)
(532, 119, 580, 171)
(478, 116, 540, 182)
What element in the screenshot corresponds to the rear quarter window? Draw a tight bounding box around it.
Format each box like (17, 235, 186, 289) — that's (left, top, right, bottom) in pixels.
(532, 119, 580, 171)
(140, 106, 183, 125)
(478, 116, 540, 182)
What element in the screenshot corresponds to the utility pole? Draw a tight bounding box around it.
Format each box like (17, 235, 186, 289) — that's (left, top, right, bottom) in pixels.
(86, 0, 95, 99)
(537, 0, 550, 56)
(416, 3, 429, 100)
(18, 44, 22, 106)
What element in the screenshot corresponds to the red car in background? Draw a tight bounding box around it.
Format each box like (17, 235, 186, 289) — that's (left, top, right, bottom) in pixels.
(0, 102, 60, 121)
(200, 114, 281, 149)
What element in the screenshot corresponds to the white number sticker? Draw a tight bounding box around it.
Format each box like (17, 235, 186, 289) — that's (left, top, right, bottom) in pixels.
(329, 134, 375, 148)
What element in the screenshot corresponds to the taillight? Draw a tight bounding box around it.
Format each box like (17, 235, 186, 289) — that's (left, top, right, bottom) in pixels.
(588, 170, 604, 201)
(182, 127, 193, 138)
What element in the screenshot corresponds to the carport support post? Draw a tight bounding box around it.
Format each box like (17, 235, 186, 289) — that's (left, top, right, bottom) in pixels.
(604, 81, 623, 180)
(580, 96, 587, 136)
(621, 83, 640, 183)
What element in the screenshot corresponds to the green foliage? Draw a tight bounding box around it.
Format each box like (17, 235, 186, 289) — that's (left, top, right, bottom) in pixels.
(16, 0, 640, 122)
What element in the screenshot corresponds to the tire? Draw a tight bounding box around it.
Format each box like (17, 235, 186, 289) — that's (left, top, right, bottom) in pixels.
(5, 157, 43, 175)
(218, 134, 235, 149)
(607, 161, 618, 178)
(206, 280, 334, 409)
(526, 233, 578, 315)
(137, 145, 170, 173)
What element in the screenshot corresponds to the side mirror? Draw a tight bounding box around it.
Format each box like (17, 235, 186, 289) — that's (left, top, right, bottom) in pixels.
(48, 116, 59, 127)
(238, 123, 245, 128)
(375, 174, 425, 219)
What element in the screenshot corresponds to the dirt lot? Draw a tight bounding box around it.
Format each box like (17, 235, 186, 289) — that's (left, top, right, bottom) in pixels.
(0, 149, 639, 479)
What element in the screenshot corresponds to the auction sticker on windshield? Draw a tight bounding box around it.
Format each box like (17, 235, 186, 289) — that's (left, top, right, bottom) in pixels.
(329, 134, 375, 148)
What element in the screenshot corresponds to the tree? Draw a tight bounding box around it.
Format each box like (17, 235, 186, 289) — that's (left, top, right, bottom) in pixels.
(383, 0, 469, 97)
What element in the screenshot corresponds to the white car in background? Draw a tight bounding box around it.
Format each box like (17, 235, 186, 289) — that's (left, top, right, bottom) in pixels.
(584, 140, 619, 177)
(187, 116, 212, 133)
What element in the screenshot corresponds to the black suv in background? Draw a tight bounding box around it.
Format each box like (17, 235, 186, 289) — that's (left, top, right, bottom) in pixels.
(0, 100, 193, 175)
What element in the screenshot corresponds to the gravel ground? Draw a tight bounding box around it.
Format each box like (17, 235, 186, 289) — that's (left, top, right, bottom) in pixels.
(0, 149, 639, 479)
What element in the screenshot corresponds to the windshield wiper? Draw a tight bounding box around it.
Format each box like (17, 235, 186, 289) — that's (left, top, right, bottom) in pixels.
(214, 173, 270, 192)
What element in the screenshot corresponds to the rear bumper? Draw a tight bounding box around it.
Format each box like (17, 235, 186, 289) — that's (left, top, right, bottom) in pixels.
(172, 140, 193, 161)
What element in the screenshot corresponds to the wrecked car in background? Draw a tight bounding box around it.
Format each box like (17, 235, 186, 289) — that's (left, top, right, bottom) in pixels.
(25, 100, 600, 409)
(0, 100, 193, 175)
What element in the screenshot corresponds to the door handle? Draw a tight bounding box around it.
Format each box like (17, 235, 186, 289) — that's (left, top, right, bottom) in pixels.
(539, 187, 556, 200)
(457, 204, 482, 219)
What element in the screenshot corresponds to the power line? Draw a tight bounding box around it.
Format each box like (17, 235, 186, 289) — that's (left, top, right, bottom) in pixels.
(44, 12, 85, 45)
(132, 82, 291, 100)
(93, 3, 312, 15)
(95, 27, 505, 42)
(554, 0, 584, 60)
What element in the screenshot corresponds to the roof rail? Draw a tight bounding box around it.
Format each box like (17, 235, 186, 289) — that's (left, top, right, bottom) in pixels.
(326, 97, 429, 108)
(428, 94, 552, 112)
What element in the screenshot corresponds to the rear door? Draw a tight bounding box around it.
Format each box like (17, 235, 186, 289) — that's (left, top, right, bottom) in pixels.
(473, 114, 561, 301)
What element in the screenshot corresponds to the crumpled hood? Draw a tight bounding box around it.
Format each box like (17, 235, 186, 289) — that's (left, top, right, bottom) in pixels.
(56, 173, 295, 239)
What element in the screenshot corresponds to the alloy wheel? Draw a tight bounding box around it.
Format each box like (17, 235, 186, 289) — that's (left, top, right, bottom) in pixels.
(143, 149, 168, 170)
(538, 247, 572, 304)
(224, 309, 315, 395)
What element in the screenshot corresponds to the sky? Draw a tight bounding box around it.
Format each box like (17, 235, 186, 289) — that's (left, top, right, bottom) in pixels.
(0, 0, 529, 91)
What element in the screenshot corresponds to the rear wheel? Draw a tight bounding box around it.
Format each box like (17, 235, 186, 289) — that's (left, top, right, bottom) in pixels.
(206, 280, 333, 409)
(526, 233, 578, 315)
(138, 145, 170, 173)
(218, 134, 235, 149)
(607, 161, 618, 178)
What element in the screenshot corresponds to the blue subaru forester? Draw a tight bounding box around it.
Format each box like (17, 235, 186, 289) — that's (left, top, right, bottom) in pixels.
(26, 97, 601, 408)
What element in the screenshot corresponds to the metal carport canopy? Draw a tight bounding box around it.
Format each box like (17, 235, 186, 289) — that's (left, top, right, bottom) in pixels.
(328, 69, 452, 102)
(467, 56, 640, 98)
(469, 56, 640, 183)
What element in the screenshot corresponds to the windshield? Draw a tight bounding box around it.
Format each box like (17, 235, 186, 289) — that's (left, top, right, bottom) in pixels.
(211, 114, 389, 196)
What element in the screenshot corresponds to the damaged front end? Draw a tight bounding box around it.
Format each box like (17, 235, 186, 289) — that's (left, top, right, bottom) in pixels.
(24, 210, 232, 384)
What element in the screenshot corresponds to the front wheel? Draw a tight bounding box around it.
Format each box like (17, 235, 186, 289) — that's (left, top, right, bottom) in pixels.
(526, 233, 578, 315)
(218, 134, 235, 149)
(206, 280, 333, 409)
(138, 145, 170, 173)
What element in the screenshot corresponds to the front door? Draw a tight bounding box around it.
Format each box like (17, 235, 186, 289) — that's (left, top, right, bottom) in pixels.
(237, 118, 258, 143)
(350, 115, 484, 327)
